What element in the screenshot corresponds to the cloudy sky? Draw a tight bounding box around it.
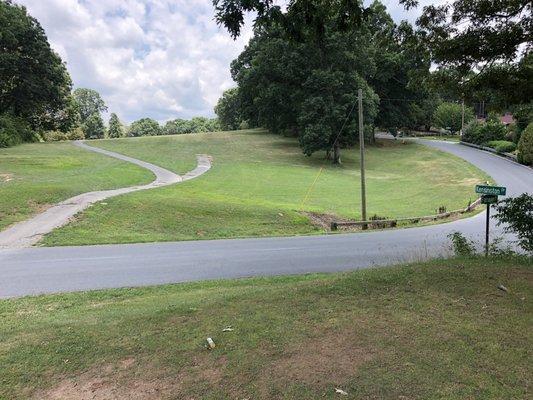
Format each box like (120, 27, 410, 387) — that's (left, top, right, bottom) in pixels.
(16, 0, 434, 123)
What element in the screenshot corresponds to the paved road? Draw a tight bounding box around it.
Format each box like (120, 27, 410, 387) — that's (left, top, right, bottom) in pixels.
(1, 141, 531, 298)
(0, 141, 211, 249)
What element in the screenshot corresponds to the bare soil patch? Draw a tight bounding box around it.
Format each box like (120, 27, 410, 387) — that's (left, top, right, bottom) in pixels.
(0, 173, 13, 182)
(33, 359, 181, 400)
(260, 327, 375, 391)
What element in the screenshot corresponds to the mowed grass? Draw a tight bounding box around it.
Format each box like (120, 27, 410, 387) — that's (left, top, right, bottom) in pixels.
(0, 256, 531, 399)
(42, 129, 489, 246)
(0, 142, 153, 230)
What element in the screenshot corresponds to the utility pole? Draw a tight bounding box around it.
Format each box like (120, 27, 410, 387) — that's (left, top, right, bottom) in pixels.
(358, 89, 367, 229)
(461, 96, 465, 136)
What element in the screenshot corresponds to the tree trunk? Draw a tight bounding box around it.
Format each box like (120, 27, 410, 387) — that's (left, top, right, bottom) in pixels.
(333, 141, 341, 164)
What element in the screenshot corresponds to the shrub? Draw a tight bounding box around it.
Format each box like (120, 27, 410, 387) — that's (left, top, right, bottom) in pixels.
(462, 120, 506, 145)
(478, 120, 506, 144)
(495, 194, 533, 253)
(517, 123, 533, 165)
(462, 120, 482, 144)
(447, 232, 475, 256)
(487, 140, 517, 153)
(0, 113, 34, 147)
(42, 128, 84, 142)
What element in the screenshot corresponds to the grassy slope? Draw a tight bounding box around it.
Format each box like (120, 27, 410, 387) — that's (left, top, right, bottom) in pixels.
(0, 142, 153, 230)
(0, 256, 531, 399)
(42, 130, 489, 246)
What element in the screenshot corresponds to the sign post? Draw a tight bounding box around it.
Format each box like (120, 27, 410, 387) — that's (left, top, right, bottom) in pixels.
(476, 185, 506, 256)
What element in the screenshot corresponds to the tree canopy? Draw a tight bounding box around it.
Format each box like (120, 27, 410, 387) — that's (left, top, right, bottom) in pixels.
(0, 0, 74, 145)
(128, 118, 161, 137)
(407, 0, 532, 108)
(108, 113, 124, 138)
(216, 1, 441, 162)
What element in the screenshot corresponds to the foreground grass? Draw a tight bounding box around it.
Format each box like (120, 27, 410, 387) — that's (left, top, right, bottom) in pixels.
(0, 256, 530, 399)
(42, 130, 488, 245)
(0, 142, 153, 230)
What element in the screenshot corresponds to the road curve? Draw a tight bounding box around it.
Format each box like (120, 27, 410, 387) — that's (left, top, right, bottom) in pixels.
(0, 141, 211, 249)
(0, 140, 531, 298)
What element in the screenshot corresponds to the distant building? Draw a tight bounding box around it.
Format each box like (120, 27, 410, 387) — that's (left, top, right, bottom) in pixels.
(500, 113, 515, 125)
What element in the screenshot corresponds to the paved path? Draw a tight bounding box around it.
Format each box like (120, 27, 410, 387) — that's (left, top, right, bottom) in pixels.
(1, 140, 531, 298)
(0, 141, 211, 249)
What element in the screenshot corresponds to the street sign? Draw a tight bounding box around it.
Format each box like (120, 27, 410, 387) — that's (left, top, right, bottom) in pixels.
(475, 185, 506, 196)
(481, 194, 499, 204)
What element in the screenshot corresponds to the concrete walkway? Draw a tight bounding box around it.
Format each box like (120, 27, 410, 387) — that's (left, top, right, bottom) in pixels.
(0, 141, 211, 249)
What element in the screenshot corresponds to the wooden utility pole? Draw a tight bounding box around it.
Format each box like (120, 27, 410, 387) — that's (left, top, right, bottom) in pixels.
(358, 89, 367, 229)
(461, 97, 465, 136)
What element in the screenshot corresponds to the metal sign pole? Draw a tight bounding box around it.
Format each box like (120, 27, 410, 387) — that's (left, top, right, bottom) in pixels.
(485, 202, 490, 257)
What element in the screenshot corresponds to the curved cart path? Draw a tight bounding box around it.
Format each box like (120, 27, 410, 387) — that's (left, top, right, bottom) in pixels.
(0, 141, 211, 249)
(0, 140, 532, 298)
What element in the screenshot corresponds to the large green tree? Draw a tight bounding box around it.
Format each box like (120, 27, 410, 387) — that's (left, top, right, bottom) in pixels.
(214, 88, 243, 130)
(72, 88, 107, 139)
(107, 113, 124, 138)
(128, 118, 161, 137)
(406, 0, 532, 107)
(73, 88, 107, 123)
(0, 0, 74, 144)
(82, 113, 105, 139)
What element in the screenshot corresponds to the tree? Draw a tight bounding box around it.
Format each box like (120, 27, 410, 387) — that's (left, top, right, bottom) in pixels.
(365, 4, 437, 133)
(108, 113, 124, 138)
(404, 0, 532, 106)
(73, 88, 107, 124)
(215, 88, 243, 130)
(495, 194, 533, 253)
(0, 0, 74, 143)
(212, 0, 366, 39)
(410, 0, 531, 72)
(82, 113, 105, 139)
(128, 118, 161, 137)
(433, 102, 473, 133)
(517, 123, 533, 166)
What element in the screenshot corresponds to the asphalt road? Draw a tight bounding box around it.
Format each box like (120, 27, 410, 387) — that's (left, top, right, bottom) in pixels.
(1, 140, 531, 298)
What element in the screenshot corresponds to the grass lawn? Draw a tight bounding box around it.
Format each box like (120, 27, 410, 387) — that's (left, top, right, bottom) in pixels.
(0, 142, 153, 230)
(1, 256, 531, 399)
(42, 129, 489, 246)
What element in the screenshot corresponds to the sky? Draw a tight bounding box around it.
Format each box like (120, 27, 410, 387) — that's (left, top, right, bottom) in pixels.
(15, 0, 436, 123)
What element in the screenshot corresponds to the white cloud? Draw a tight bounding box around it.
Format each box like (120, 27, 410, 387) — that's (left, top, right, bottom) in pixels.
(15, 0, 433, 123)
(16, 0, 251, 123)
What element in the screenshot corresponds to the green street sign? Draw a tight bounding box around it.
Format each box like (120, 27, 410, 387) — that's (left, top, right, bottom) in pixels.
(475, 185, 506, 196)
(481, 194, 498, 204)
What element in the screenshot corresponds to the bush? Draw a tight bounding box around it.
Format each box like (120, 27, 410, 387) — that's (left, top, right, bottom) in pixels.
(517, 123, 533, 166)
(42, 128, 84, 142)
(495, 194, 533, 253)
(487, 140, 517, 153)
(462, 120, 482, 144)
(0, 113, 34, 147)
(448, 232, 475, 256)
(462, 120, 506, 145)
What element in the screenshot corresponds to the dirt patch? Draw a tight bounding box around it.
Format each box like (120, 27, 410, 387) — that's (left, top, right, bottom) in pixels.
(33, 359, 181, 400)
(0, 173, 13, 182)
(303, 211, 356, 231)
(261, 327, 375, 390)
(34, 356, 228, 400)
